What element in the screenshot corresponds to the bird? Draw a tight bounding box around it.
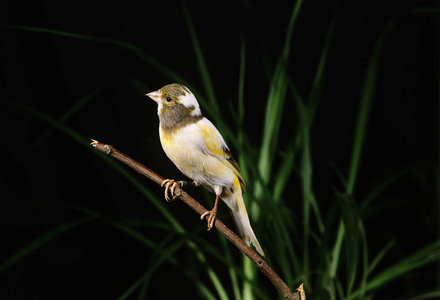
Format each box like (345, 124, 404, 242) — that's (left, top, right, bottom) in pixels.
(147, 83, 264, 256)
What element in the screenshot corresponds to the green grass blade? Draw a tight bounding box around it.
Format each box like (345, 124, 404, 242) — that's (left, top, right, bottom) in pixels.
(306, 13, 336, 124)
(272, 137, 299, 201)
(348, 240, 440, 299)
(272, 209, 300, 284)
(237, 38, 251, 187)
(330, 14, 398, 283)
(196, 284, 218, 300)
(27, 86, 104, 153)
(310, 192, 325, 235)
(194, 250, 229, 300)
(180, 1, 220, 118)
(190, 234, 269, 299)
(117, 234, 186, 300)
(195, 235, 269, 299)
(106, 218, 221, 300)
(0, 218, 92, 273)
(257, 0, 303, 188)
(407, 289, 440, 300)
(337, 194, 361, 294)
(357, 219, 369, 299)
(292, 81, 313, 274)
(242, 258, 254, 300)
(0, 24, 189, 88)
(111, 222, 158, 249)
(6, 99, 92, 148)
(329, 222, 345, 279)
(117, 272, 149, 300)
(179, 2, 242, 149)
(272, 14, 334, 203)
(346, 16, 396, 195)
(137, 282, 148, 300)
(257, 65, 288, 189)
(219, 236, 242, 300)
(367, 240, 396, 275)
(361, 168, 409, 211)
(237, 38, 246, 129)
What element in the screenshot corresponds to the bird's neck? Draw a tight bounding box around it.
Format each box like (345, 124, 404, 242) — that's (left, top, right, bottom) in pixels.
(159, 104, 203, 132)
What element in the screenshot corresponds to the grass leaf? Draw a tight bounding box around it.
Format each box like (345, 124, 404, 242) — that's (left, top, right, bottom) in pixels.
(257, 0, 303, 188)
(0, 218, 92, 273)
(180, 0, 220, 118)
(348, 240, 440, 299)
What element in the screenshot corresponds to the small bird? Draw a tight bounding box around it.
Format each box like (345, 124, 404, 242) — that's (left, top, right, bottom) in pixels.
(147, 83, 264, 256)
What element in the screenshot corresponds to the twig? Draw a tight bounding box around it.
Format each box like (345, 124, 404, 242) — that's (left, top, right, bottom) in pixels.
(91, 139, 304, 300)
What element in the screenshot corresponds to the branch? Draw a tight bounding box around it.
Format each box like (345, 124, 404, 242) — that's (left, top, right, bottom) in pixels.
(90, 139, 304, 300)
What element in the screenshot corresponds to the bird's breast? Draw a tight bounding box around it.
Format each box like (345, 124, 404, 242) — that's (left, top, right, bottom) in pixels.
(159, 125, 204, 172)
(159, 124, 234, 188)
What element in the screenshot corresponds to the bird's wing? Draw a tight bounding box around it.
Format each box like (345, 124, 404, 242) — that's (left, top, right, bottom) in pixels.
(196, 118, 246, 192)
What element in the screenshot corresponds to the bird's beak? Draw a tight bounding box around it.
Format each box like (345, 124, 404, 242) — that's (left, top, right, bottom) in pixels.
(146, 90, 161, 103)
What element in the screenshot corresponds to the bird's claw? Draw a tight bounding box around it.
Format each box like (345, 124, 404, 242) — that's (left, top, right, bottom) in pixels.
(200, 209, 217, 231)
(161, 179, 182, 202)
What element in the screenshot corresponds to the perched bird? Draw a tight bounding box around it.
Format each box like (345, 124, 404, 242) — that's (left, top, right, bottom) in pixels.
(147, 83, 264, 256)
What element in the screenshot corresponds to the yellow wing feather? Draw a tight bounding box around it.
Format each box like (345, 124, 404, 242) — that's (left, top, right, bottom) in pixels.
(196, 118, 245, 192)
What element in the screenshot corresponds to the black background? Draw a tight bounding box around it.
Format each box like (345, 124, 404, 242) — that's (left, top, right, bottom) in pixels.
(0, 0, 438, 299)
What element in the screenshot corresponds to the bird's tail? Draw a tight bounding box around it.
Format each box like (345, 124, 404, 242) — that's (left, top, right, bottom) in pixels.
(222, 185, 265, 257)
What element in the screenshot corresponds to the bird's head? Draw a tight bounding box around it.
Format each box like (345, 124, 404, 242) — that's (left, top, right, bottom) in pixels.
(147, 83, 202, 130)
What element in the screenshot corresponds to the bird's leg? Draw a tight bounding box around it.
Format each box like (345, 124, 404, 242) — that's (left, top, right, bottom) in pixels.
(180, 180, 199, 188)
(200, 194, 220, 230)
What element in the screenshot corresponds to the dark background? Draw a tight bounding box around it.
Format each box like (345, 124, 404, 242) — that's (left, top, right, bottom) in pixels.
(0, 0, 438, 299)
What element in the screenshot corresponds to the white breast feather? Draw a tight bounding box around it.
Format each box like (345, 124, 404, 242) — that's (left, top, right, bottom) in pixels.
(159, 119, 234, 189)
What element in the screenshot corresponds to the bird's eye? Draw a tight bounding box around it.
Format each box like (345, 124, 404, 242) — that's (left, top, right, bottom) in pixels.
(166, 97, 172, 102)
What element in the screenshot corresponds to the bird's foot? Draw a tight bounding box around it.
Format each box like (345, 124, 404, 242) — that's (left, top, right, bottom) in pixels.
(161, 179, 182, 202)
(200, 207, 218, 231)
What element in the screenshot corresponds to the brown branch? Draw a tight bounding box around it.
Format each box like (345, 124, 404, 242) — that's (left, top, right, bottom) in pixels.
(90, 139, 304, 300)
